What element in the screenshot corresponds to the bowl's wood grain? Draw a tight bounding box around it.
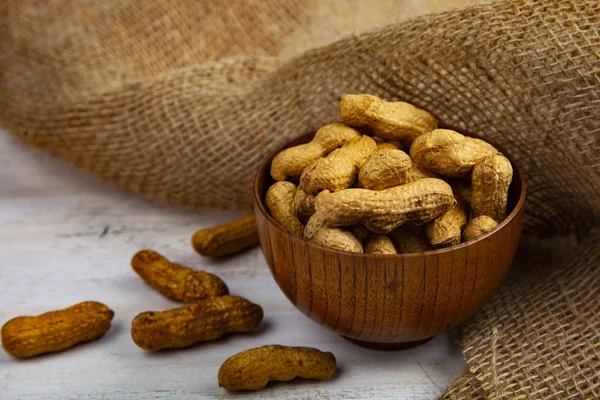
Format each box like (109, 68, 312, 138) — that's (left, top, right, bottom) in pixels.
(254, 131, 526, 348)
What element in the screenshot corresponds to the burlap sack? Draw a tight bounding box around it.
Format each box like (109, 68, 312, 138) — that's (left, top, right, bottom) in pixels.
(1, 0, 598, 397)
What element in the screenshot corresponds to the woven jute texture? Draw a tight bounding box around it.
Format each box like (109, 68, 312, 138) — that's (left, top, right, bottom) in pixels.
(1, 0, 599, 398)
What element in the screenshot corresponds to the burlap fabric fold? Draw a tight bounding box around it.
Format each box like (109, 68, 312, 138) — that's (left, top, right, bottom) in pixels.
(1, 0, 599, 397)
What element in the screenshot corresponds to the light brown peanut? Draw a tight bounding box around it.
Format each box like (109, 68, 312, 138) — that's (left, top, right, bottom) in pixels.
(406, 162, 437, 183)
(463, 215, 499, 242)
(312, 227, 363, 253)
(192, 214, 258, 258)
(389, 224, 433, 253)
(311, 178, 455, 234)
(293, 187, 315, 223)
(2, 301, 114, 358)
(218, 345, 336, 391)
(410, 129, 499, 177)
(265, 181, 305, 236)
(358, 149, 412, 190)
(365, 235, 397, 254)
(425, 197, 468, 249)
(340, 94, 437, 145)
(131, 295, 263, 351)
(299, 135, 377, 195)
(471, 154, 513, 221)
(131, 250, 228, 302)
(270, 124, 361, 181)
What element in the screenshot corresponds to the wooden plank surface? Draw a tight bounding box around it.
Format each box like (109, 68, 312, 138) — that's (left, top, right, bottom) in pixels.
(0, 130, 466, 399)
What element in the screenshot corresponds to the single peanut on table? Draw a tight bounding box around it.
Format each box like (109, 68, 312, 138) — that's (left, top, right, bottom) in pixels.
(265, 181, 305, 236)
(131, 250, 228, 303)
(410, 129, 498, 177)
(425, 197, 468, 249)
(2, 301, 114, 358)
(389, 224, 433, 254)
(271, 123, 360, 181)
(192, 214, 258, 258)
(463, 215, 499, 241)
(312, 227, 363, 253)
(365, 235, 397, 254)
(358, 149, 412, 190)
(471, 154, 513, 221)
(218, 345, 336, 391)
(131, 295, 263, 351)
(340, 94, 437, 145)
(299, 135, 377, 195)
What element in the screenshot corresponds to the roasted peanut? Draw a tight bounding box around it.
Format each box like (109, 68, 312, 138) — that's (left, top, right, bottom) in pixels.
(131, 295, 263, 351)
(358, 149, 412, 190)
(406, 162, 437, 183)
(192, 214, 258, 258)
(271, 124, 361, 181)
(471, 154, 513, 221)
(218, 345, 336, 391)
(389, 224, 433, 253)
(299, 135, 377, 195)
(266, 181, 305, 236)
(293, 187, 315, 223)
(462, 215, 499, 241)
(410, 129, 499, 177)
(365, 235, 397, 254)
(425, 197, 468, 248)
(340, 94, 437, 145)
(311, 178, 455, 234)
(131, 250, 228, 302)
(2, 301, 114, 358)
(311, 227, 363, 253)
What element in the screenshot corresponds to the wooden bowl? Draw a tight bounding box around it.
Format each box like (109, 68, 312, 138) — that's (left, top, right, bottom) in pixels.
(253, 131, 526, 350)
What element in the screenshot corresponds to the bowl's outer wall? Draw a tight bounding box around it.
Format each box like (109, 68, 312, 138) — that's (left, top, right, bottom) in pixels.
(254, 131, 525, 343)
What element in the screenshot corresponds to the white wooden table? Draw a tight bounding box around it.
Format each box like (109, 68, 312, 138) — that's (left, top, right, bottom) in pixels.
(0, 129, 466, 399)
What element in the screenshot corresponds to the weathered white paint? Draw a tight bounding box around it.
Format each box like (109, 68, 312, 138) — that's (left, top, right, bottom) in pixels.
(0, 130, 466, 399)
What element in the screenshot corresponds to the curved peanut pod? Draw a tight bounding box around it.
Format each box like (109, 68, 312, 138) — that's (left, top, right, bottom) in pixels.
(265, 181, 305, 236)
(2, 301, 114, 358)
(293, 187, 316, 223)
(410, 129, 499, 178)
(389, 224, 433, 254)
(358, 149, 412, 190)
(312, 227, 363, 253)
(218, 345, 336, 391)
(340, 94, 437, 145)
(463, 215, 499, 242)
(192, 214, 258, 258)
(299, 135, 377, 195)
(314, 178, 455, 234)
(425, 197, 468, 248)
(270, 124, 361, 181)
(365, 235, 397, 254)
(131, 250, 228, 302)
(471, 154, 513, 221)
(131, 296, 263, 351)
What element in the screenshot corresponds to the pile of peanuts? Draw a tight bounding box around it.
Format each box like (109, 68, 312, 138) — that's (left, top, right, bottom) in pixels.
(267, 94, 513, 253)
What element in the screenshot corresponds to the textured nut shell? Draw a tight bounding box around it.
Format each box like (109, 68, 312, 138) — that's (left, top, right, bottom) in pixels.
(299, 135, 377, 195)
(270, 123, 360, 181)
(340, 94, 437, 145)
(131, 296, 263, 351)
(358, 149, 412, 190)
(389, 224, 433, 254)
(311, 227, 363, 253)
(471, 154, 513, 221)
(131, 250, 228, 302)
(364, 235, 397, 254)
(463, 215, 500, 242)
(376, 142, 399, 150)
(192, 214, 258, 258)
(406, 163, 438, 182)
(293, 188, 315, 223)
(218, 345, 336, 391)
(313, 178, 455, 234)
(410, 129, 498, 177)
(2, 301, 114, 358)
(265, 181, 305, 236)
(348, 225, 373, 242)
(425, 197, 468, 248)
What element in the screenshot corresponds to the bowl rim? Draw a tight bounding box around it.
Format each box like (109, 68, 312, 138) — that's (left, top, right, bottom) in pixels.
(253, 128, 527, 258)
